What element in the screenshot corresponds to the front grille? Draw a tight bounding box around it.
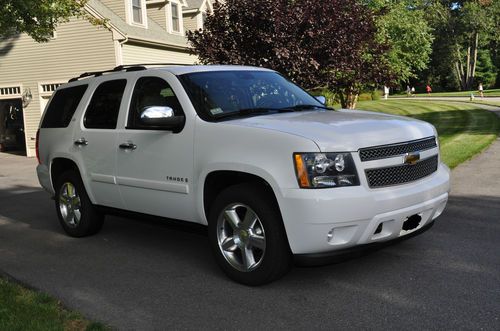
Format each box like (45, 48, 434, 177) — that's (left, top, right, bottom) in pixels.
(359, 137, 437, 162)
(365, 155, 438, 188)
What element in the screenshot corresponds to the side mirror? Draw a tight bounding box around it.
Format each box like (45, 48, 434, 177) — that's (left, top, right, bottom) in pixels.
(315, 96, 327, 105)
(139, 106, 185, 133)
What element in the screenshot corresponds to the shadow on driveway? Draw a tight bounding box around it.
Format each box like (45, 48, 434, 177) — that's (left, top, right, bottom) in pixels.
(0, 183, 499, 330)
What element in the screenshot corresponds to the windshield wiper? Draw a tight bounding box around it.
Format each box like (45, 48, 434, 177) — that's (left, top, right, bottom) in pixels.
(215, 107, 295, 120)
(279, 104, 334, 111)
(214, 104, 333, 121)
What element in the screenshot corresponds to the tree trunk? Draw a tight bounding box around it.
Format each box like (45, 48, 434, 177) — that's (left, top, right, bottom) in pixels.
(338, 87, 359, 109)
(465, 45, 471, 89)
(466, 32, 479, 90)
(455, 45, 466, 90)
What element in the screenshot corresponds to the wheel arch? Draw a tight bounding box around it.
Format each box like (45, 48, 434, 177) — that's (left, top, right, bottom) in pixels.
(50, 156, 96, 203)
(202, 170, 282, 225)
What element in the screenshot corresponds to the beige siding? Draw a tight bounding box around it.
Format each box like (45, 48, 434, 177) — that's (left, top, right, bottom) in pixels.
(100, 0, 127, 20)
(147, 3, 167, 30)
(0, 18, 116, 157)
(183, 12, 199, 32)
(122, 42, 196, 64)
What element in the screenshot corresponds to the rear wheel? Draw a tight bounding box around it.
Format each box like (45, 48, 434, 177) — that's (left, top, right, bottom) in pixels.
(208, 183, 291, 285)
(55, 170, 104, 237)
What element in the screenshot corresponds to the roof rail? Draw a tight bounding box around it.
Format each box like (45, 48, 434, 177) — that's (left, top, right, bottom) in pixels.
(68, 65, 147, 83)
(116, 63, 195, 68)
(68, 63, 195, 83)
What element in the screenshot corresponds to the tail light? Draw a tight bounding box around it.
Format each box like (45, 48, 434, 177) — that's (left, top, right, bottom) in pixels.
(35, 129, 41, 164)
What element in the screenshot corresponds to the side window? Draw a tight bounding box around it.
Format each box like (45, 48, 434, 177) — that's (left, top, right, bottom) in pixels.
(84, 80, 127, 129)
(41, 85, 88, 128)
(127, 77, 183, 129)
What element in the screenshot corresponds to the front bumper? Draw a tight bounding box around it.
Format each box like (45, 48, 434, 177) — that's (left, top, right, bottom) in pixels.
(278, 163, 450, 254)
(294, 220, 435, 266)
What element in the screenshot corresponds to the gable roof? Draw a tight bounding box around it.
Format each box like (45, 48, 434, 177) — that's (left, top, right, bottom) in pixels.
(185, 0, 212, 11)
(186, 0, 205, 10)
(87, 0, 189, 49)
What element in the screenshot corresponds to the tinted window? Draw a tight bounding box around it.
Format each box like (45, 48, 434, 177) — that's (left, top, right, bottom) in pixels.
(127, 77, 183, 129)
(41, 85, 88, 128)
(179, 71, 322, 121)
(84, 80, 126, 129)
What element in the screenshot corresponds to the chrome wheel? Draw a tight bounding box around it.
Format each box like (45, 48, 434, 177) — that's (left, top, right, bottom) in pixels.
(58, 182, 82, 228)
(216, 203, 266, 272)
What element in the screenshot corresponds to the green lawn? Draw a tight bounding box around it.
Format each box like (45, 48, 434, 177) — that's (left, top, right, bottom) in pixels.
(355, 100, 500, 168)
(393, 88, 500, 97)
(0, 278, 108, 331)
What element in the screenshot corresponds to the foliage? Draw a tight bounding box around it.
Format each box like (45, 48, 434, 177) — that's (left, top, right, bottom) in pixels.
(188, 0, 392, 109)
(475, 49, 497, 88)
(0, 0, 87, 42)
(421, 0, 500, 90)
(367, 0, 434, 85)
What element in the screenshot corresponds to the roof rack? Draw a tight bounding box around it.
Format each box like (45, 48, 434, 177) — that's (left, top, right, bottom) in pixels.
(68, 63, 194, 83)
(68, 65, 146, 82)
(117, 63, 195, 68)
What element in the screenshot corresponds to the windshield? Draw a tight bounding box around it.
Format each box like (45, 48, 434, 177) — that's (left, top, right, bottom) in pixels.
(178, 70, 325, 121)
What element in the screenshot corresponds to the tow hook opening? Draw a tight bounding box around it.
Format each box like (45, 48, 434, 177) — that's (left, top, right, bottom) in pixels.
(403, 214, 422, 231)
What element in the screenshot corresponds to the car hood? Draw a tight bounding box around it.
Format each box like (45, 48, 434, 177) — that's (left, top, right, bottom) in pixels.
(225, 109, 436, 151)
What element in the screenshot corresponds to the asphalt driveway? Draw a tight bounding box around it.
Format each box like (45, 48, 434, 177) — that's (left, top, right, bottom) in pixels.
(1, 126, 499, 329)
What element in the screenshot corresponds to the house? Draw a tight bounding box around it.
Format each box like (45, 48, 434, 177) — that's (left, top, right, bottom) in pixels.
(0, 0, 212, 157)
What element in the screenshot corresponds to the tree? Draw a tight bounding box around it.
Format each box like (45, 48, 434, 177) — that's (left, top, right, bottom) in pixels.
(368, 0, 434, 86)
(188, 0, 392, 109)
(475, 49, 497, 88)
(421, 0, 500, 90)
(0, 0, 87, 42)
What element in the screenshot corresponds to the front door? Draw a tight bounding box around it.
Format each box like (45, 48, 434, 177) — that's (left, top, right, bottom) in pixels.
(72, 79, 127, 209)
(116, 75, 195, 221)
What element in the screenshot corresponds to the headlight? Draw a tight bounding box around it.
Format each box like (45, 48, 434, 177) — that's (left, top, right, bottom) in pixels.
(293, 152, 360, 188)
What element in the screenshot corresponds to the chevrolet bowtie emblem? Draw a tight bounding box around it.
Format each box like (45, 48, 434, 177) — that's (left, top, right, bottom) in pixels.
(404, 152, 420, 165)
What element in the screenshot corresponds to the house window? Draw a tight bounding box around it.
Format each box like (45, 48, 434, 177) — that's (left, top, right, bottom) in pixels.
(171, 3, 180, 32)
(132, 0, 144, 24)
(0, 86, 21, 98)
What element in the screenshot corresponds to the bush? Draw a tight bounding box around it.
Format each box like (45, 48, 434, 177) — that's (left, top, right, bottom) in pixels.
(358, 89, 382, 101)
(310, 89, 338, 107)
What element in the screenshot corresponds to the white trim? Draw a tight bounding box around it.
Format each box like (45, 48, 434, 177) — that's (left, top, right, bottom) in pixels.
(114, 39, 124, 65)
(196, 0, 212, 30)
(167, 0, 184, 35)
(38, 82, 64, 96)
(0, 84, 22, 100)
(38, 81, 64, 115)
(146, 0, 166, 4)
(125, 0, 148, 28)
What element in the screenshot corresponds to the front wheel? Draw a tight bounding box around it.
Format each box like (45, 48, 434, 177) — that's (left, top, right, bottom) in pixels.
(208, 183, 291, 285)
(54, 170, 104, 237)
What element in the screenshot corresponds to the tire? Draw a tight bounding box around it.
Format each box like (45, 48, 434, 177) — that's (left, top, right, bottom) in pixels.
(54, 170, 104, 237)
(208, 183, 292, 285)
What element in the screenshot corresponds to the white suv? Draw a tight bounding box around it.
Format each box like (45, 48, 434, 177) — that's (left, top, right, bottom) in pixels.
(36, 65, 450, 285)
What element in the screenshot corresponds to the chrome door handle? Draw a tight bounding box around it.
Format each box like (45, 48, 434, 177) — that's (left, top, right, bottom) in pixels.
(74, 138, 88, 146)
(119, 142, 137, 150)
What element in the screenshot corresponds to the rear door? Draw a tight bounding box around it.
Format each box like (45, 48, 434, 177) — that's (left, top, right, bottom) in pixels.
(72, 79, 127, 209)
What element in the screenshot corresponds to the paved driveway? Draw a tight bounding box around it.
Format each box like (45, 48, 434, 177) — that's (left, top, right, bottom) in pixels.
(1, 119, 499, 329)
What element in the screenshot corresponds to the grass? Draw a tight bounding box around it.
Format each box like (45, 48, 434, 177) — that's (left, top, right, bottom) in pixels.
(428, 88, 500, 97)
(393, 88, 500, 97)
(0, 277, 108, 331)
(354, 100, 500, 169)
